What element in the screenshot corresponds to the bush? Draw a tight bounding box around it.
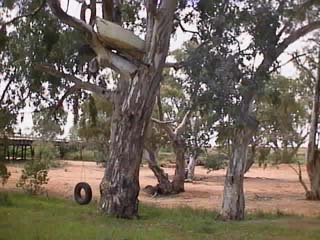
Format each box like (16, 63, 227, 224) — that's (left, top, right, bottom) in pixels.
(32, 141, 59, 164)
(64, 149, 96, 161)
(16, 141, 57, 195)
(268, 149, 298, 164)
(204, 152, 227, 172)
(0, 162, 11, 186)
(16, 158, 49, 195)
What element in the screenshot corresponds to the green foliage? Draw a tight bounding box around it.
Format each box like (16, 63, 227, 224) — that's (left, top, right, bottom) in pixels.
(32, 141, 59, 164)
(16, 158, 49, 195)
(16, 141, 57, 194)
(157, 151, 175, 164)
(255, 75, 309, 164)
(64, 149, 98, 162)
(1, 0, 15, 8)
(75, 95, 112, 163)
(181, 0, 319, 161)
(268, 149, 300, 165)
(204, 152, 227, 171)
(32, 109, 67, 140)
(0, 108, 16, 133)
(2, 192, 320, 240)
(256, 147, 271, 167)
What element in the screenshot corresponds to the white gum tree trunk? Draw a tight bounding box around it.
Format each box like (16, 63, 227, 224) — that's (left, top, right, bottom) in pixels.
(220, 127, 253, 220)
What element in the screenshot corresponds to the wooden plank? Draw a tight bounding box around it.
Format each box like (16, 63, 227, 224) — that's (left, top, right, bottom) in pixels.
(96, 17, 145, 58)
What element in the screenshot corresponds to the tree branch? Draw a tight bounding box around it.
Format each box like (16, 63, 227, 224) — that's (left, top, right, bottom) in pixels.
(147, 0, 178, 70)
(0, 78, 14, 105)
(164, 61, 185, 71)
(56, 85, 80, 109)
(276, 21, 320, 56)
(175, 110, 191, 136)
(294, 56, 317, 81)
(145, 0, 157, 52)
(156, 89, 164, 121)
(89, 0, 96, 26)
(48, 0, 93, 36)
(177, 18, 200, 37)
(289, 162, 309, 194)
(0, 0, 46, 31)
(102, 0, 114, 21)
(33, 64, 113, 100)
(268, 53, 307, 74)
(151, 118, 176, 140)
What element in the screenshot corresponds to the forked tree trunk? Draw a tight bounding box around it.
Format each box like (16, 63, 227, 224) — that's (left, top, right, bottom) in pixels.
(306, 50, 320, 200)
(172, 140, 186, 193)
(220, 127, 253, 220)
(144, 148, 173, 194)
(97, 0, 178, 218)
(151, 111, 191, 194)
(186, 154, 197, 180)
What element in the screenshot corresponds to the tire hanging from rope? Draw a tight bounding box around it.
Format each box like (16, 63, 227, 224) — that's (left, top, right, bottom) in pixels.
(74, 142, 92, 205)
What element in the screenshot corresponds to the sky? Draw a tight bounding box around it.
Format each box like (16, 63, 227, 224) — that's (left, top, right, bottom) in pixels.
(6, 1, 316, 138)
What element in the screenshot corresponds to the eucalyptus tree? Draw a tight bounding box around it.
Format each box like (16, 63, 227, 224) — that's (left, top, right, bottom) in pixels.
(256, 75, 309, 164)
(185, 0, 320, 220)
(77, 94, 112, 162)
(148, 61, 211, 192)
(144, 70, 192, 194)
(0, 0, 186, 218)
(296, 42, 320, 200)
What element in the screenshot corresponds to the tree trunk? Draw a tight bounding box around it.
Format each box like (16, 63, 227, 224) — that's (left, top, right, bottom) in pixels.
(99, 115, 144, 218)
(244, 144, 255, 174)
(220, 127, 253, 220)
(172, 140, 186, 193)
(186, 154, 197, 180)
(144, 148, 173, 194)
(97, 0, 178, 218)
(306, 50, 320, 200)
(307, 152, 320, 200)
(99, 72, 160, 218)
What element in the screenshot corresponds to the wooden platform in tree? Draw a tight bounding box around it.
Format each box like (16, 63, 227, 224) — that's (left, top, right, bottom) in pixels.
(96, 17, 145, 58)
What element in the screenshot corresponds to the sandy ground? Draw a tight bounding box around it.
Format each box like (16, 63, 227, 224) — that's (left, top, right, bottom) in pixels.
(3, 161, 320, 217)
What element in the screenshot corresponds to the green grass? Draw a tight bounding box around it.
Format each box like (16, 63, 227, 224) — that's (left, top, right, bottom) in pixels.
(1, 191, 320, 240)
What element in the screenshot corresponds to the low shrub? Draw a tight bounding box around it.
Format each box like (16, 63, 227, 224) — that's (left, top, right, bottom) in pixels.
(204, 152, 227, 172)
(32, 141, 59, 166)
(16, 159, 49, 195)
(16, 141, 57, 195)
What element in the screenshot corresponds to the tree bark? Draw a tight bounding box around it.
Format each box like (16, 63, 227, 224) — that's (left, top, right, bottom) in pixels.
(306, 49, 320, 200)
(151, 111, 191, 194)
(244, 144, 255, 174)
(186, 154, 197, 180)
(307, 152, 320, 200)
(99, 71, 161, 218)
(220, 127, 253, 220)
(172, 140, 186, 193)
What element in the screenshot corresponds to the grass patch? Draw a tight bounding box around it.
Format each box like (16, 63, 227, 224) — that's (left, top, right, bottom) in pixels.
(0, 192, 12, 206)
(1, 191, 320, 240)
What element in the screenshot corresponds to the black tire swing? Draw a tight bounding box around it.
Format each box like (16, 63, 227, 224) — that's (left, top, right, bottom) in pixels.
(74, 182, 92, 205)
(74, 147, 92, 205)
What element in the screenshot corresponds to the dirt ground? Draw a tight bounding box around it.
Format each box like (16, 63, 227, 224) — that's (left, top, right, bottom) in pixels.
(3, 161, 320, 217)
